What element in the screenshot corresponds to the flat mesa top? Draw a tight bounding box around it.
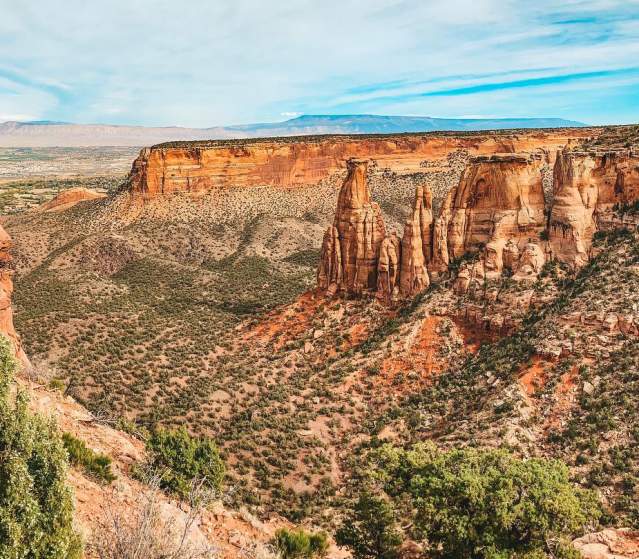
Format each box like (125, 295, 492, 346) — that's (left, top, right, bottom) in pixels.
(150, 125, 609, 150)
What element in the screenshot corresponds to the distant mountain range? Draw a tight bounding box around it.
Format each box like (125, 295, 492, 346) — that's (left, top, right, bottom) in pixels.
(0, 114, 587, 147)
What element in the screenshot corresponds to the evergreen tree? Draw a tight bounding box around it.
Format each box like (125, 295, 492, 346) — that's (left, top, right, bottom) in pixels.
(0, 336, 82, 558)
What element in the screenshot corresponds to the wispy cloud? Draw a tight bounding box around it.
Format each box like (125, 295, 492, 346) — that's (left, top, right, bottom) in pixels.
(0, 0, 638, 125)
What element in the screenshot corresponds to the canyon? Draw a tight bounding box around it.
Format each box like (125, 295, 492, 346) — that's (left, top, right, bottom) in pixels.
(1, 125, 639, 557)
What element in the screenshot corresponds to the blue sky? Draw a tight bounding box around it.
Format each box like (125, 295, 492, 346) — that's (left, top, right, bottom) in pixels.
(1, 0, 638, 127)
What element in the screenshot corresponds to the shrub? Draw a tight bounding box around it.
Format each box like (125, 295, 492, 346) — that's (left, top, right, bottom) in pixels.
(144, 427, 225, 497)
(0, 336, 82, 557)
(361, 442, 600, 559)
(272, 527, 328, 559)
(62, 432, 116, 483)
(336, 491, 401, 559)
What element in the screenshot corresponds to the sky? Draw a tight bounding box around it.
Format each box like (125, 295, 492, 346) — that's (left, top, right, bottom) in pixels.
(1, 0, 639, 127)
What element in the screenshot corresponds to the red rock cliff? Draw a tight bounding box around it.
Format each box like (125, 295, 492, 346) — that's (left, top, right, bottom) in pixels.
(549, 148, 639, 266)
(0, 226, 28, 365)
(127, 131, 592, 197)
(318, 159, 434, 300)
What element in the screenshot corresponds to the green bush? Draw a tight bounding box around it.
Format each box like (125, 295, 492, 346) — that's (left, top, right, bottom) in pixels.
(62, 432, 116, 484)
(359, 442, 600, 559)
(144, 426, 225, 497)
(272, 527, 328, 559)
(336, 491, 401, 559)
(0, 336, 82, 557)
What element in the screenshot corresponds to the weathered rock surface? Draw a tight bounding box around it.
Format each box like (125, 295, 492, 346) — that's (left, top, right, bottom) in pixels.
(0, 226, 28, 365)
(573, 528, 639, 559)
(318, 159, 386, 294)
(376, 234, 401, 302)
(439, 153, 547, 261)
(318, 160, 434, 299)
(399, 186, 431, 298)
(127, 131, 592, 197)
(549, 148, 639, 267)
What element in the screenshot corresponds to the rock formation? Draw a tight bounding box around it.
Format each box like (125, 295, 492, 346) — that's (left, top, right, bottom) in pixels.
(126, 130, 592, 198)
(438, 154, 547, 261)
(399, 187, 431, 298)
(549, 148, 639, 267)
(318, 160, 434, 300)
(0, 226, 28, 365)
(318, 142, 639, 303)
(376, 235, 401, 302)
(39, 187, 106, 212)
(318, 159, 386, 295)
(317, 227, 342, 295)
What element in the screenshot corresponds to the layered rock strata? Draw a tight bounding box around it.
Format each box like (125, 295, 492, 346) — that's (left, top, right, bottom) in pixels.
(399, 187, 432, 298)
(127, 130, 592, 197)
(318, 160, 386, 295)
(318, 159, 433, 300)
(549, 148, 639, 267)
(319, 145, 639, 302)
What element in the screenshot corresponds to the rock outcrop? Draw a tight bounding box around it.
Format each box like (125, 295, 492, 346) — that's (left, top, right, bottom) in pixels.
(318, 142, 639, 303)
(39, 187, 106, 212)
(549, 148, 639, 267)
(318, 160, 434, 300)
(399, 187, 431, 298)
(376, 235, 401, 302)
(438, 153, 547, 261)
(0, 226, 28, 365)
(573, 529, 639, 559)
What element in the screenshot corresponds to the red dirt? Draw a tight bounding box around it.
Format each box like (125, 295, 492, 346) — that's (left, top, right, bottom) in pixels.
(518, 356, 549, 397)
(378, 316, 450, 391)
(451, 317, 500, 353)
(244, 291, 322, 350)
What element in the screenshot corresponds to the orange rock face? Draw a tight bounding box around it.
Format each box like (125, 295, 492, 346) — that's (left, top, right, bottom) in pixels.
(441, 154, 547, 260)
(318, 159, 386, 294)
(38, 187, 106, 212)
(549, 148, 639, 266)
(376, 235, 401, 303)
(318, 160, 434, 300)
(0, 226, 28, 365)
(399, 186, 431, 298)
(127, 130, 593, 197)
(39, 187, 106, 212)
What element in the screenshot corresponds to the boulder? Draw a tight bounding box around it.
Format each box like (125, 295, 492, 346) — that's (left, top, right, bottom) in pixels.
(573, 528, 639, 559)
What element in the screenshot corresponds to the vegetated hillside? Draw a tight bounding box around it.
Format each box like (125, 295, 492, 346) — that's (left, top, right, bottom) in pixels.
(360, 228, 639, 526)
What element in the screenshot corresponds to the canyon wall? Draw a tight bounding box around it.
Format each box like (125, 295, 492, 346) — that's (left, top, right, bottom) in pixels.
(0, 226, 28, 365)
(127, 130, 593, 197)
(549, 148, 639, 266)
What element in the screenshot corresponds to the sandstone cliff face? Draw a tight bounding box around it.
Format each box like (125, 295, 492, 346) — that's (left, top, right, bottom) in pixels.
(127, 131, 592, 197)
(399, 187, 431, 298)
(549, 148, 639, 267)
(318, 159, 434, 299)
(318, 159, 386, 295)
(441, 154, 547, 260)
(0, 226, 28, 365)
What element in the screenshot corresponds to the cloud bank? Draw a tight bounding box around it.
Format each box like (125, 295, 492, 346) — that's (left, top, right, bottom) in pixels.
(1, 0, 638, 126)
